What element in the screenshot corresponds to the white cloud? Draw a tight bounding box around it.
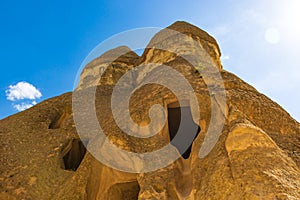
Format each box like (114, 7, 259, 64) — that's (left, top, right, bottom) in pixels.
(13, 101, 37, 111)
(6, 81, 42, 101)
(6, 82, 41, 112)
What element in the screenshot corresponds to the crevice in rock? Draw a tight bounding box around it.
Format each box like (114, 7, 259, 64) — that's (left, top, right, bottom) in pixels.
(107, 181, 140, 200)
(167, 105, 200, 159)
(61, 139, 88, 171)
(49, 111, 69, 129)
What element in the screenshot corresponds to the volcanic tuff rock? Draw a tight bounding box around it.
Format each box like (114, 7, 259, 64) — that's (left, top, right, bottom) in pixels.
(0, 21, 299, 200)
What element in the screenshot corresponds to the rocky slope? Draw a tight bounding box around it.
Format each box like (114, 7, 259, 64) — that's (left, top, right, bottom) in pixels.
(0, 21, 299, 200)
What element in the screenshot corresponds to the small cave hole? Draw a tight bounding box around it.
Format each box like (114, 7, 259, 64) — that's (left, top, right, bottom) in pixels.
(107, 181, 140, 200)
(49, 112, 69, 129)
(61, 139, 88, 171)
(168, 106, 200, 159)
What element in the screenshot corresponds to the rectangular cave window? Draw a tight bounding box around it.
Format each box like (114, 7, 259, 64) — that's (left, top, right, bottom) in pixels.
(62, 139, 88, 171)
(167, 106, 200, 159)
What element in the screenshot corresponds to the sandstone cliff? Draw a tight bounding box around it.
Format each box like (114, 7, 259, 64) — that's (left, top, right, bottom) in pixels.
(0, 21, 299, 200)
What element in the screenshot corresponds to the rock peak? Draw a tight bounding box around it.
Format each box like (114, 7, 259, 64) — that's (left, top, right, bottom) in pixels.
(85, 45, 138, 69)
(77, 45, 138, 89)
(167, 21, 221, 55)
(140, 21, 222, 69)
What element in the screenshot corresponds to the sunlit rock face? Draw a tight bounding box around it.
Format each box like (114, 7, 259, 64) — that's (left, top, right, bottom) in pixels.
(0, 21, 299, 200)
(77, 46, 139, 90)
(140, 21, 222, 68)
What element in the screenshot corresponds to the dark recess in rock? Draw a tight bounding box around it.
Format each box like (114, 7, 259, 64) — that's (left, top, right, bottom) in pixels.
(107, 181, 140, 200)
(62, 139, 88, 171)
(168, 106, 200, 159)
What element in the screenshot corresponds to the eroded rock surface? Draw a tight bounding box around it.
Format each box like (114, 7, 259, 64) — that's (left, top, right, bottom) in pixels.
(0, 21, 299, 200)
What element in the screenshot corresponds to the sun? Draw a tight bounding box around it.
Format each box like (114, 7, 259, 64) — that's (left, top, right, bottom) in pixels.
(265, 28, 280, 44)
(265, 0, 300, 44)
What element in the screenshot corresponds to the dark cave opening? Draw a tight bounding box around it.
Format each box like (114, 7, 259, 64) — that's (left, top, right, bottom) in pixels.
(168, 106, 200, 159)
(62, 139, 87, 171)
(49, 112, 66, 129)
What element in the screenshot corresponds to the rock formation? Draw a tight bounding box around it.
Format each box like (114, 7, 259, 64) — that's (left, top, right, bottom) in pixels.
(0, 21, 299, 200)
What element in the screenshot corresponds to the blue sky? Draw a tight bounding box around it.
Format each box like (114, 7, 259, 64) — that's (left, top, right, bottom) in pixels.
(1, 0, 300, 121)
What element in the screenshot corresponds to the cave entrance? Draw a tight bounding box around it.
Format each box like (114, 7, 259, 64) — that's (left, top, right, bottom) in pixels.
(167, 105, 200, 159)
(107, 181, 140, 200)
(62, 139, 87, 171)
(49, 112, 69, 129)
